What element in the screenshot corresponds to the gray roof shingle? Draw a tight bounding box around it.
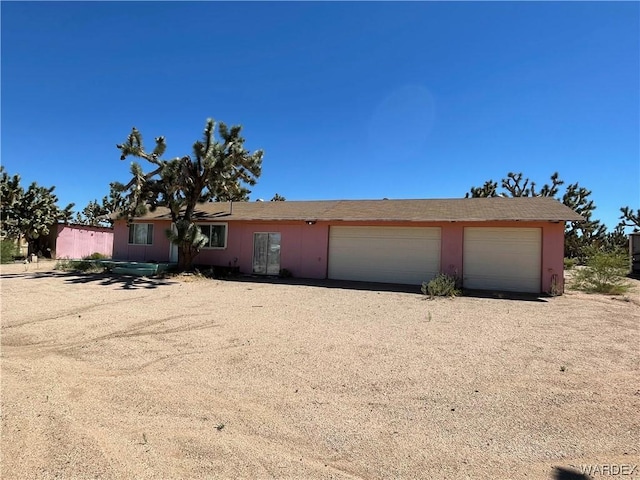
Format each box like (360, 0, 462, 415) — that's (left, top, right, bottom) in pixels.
(126, 197, 584, 222)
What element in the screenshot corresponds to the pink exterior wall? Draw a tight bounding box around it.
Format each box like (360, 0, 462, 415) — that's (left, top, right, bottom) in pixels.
(325, 220, 564, 293)
(112, 219, 567, 293)
(437, 221, 566, 294)
(195, 221, 329, 279)
(54, 224, 114, 259)
(112, 220, 171, 262)
(113, 220, 330, 278)
(540, 221, 566, 293)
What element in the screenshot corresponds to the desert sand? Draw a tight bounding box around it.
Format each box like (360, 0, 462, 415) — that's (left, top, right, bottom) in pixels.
(1, 260, 638, 479)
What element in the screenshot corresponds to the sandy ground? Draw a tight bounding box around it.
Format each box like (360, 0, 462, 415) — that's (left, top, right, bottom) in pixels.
(1, 260, 638, 480)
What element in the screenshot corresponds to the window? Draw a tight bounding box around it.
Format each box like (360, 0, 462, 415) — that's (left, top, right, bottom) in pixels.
(128, 223, 154, 245)
(199, 223, 227, 249)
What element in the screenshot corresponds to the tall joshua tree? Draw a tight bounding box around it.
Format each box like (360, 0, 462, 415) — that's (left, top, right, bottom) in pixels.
(115, 118, 263, 271)
(75, 184, 123, 227)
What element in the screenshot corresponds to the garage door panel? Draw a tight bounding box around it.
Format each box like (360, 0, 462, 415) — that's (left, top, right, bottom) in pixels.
(328, 226, 440, 285)
(463, 227, 541, 293)
(467, 239, 539, 254)
(463, 272, 540, 293)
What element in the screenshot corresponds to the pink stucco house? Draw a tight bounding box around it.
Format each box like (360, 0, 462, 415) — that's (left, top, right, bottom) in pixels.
(112, 197, 583, 294)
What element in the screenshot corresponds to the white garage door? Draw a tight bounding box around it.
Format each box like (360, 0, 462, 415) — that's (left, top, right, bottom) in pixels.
(463, 227, 541, 293)
(328, 226, 441, 285)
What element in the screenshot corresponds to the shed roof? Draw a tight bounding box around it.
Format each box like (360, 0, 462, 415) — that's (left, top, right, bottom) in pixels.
(125, 197, 584, 223)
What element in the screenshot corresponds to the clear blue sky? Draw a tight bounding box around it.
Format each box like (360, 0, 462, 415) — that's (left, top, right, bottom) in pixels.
(2, 1, 638, 230)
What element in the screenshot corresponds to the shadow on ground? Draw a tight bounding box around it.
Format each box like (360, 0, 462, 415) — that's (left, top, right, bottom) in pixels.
(219, 274, 424, 294)
(218, 274, 550, 301)
(0, 270, 177, 290)
(552, 466, 593, 480)
(460, 288, 549, 302)
(1, 268, 553, 300)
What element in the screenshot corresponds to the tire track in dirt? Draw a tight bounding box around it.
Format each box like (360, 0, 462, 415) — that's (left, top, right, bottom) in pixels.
(223, 430, 369, 479)
(2, 293, 173, 329)
(96, 350, 206, 376)
(157, 390, 371, 479)
(2, 314, 221, 359)
(1, 369, 120, 479)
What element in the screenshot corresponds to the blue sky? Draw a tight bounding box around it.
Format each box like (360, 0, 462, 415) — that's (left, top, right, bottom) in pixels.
(2, 1, 638, 230)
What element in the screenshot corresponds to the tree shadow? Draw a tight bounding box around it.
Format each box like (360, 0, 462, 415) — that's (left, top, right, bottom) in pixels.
(1, 270, 177, 290)
(552, 466, 593, 480)
(65, 271, 178, 290)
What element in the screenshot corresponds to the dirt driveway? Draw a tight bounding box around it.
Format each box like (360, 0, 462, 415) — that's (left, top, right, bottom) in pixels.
(1, 261, 638, 479)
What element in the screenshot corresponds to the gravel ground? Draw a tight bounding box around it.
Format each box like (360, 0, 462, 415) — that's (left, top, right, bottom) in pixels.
(1, 260, 639, 479)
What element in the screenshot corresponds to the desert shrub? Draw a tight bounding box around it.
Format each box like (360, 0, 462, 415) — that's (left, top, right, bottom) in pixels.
(83, 252, 109, 260)
(422, 273, 460, 299)
(571, 250, 630, 295)
(279, 268, 292, 278)
(563, 257, 577, 270)
(55, 258, 105, 273)
(0, 239, 17, 264)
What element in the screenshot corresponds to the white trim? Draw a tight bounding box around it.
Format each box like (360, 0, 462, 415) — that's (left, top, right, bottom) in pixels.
(169, 223, 178, 262)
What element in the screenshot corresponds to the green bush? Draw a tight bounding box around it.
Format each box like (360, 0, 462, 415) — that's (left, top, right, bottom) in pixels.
(422, 273, 460, 299)
(55, 258, 106, 273)
(571, 250, 630, 295)
(0, 239, 17, 264)
(564, 257, 578, 270)
(83, 252, 109, 260)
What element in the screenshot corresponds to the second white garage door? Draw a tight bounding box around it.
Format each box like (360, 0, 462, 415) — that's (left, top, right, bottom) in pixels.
(328, 226, 441, 285)
(463, 227, 542, 293)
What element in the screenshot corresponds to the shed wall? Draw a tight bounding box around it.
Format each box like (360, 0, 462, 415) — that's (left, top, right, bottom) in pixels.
(54, 225, 114, 259)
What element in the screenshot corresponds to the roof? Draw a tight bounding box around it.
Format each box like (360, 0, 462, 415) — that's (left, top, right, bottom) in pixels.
(56, 222, 113, 231)
(124, 197, 584, 223)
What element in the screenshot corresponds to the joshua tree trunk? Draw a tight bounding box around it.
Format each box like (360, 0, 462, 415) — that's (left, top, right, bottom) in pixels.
(177, 243, 197, 271)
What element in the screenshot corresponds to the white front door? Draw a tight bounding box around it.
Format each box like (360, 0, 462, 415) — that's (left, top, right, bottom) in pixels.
(253, 232, 281, 275)
(169, 224, 178, 262)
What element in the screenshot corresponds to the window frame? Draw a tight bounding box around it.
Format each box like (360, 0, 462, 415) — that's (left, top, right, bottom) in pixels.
(198, 223, 228, 249)
(128, 223, 154, 245)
